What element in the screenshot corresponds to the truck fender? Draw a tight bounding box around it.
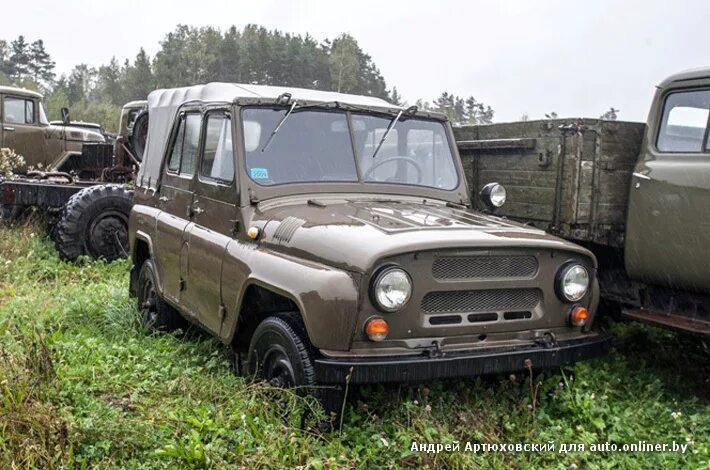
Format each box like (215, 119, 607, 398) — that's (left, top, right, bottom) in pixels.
(220, 242, 361, 351)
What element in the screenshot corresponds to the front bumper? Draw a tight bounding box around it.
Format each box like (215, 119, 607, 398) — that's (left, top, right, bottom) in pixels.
(314, 332, 611, 384)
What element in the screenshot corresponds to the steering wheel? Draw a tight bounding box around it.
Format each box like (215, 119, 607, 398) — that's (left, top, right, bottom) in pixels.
(363, 156, 423, 184)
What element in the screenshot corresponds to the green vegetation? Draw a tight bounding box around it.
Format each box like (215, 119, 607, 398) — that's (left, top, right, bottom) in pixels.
(1, 221, 708, 469)
(1, 27, 495, 131)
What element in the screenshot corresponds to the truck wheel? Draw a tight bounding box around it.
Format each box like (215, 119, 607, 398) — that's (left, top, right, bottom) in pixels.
(247, 315, 344, 415)
(55, 184, 133, 262)
(0, 204, 24, 224)
(137, 259, 186, 332)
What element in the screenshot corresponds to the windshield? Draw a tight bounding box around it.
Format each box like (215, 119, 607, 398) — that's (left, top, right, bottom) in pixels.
(242, 107, 459, 190)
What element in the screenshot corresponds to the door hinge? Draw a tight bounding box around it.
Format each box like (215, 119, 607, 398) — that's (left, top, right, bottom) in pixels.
(179, 278, 186, 291)
(218, 304, 226, 321)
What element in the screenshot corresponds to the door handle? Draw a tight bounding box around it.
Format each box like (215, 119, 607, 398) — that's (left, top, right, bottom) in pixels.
(193, 206, 205, 215)
(3, 126, 15, 132)
(158, 196, 171, 202)
(632, 172, 650, 189)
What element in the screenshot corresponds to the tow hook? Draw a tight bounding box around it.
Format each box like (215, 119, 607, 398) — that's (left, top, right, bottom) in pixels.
(535, 331, 558, 349)
(427, 340, 444, 358)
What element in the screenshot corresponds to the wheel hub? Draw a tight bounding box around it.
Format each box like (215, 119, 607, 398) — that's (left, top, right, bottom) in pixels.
(87, 212, 128, 260)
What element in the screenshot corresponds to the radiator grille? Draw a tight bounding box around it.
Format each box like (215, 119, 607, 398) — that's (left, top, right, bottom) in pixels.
(422, 289, 541, 314)
(432, 255, 538, 280)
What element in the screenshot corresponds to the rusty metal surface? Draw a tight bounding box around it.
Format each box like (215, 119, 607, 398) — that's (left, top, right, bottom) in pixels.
(622, 309, 710, 335)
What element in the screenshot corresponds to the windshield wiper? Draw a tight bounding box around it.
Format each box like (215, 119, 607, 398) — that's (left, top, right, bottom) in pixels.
(370, 109, 403, 159)
(260, 101, 297, 153)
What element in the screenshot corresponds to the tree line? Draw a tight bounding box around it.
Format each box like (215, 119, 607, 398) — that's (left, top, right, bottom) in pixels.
(0, 25, 496, 130)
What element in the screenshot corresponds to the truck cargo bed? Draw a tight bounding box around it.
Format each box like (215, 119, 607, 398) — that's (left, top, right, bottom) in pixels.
(455, 119, 645, 247)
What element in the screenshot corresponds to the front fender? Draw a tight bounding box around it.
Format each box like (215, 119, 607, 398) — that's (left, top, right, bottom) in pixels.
(221, 241, 361, 351)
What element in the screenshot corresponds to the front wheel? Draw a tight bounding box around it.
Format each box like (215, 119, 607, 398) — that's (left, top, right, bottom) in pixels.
(247, 315, 344, 414)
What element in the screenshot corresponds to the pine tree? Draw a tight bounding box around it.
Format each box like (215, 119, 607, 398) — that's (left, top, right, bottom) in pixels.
(96, 57, 125, 106)
(0, 40, 10, 82)
(390, 87, 403, 106)
(28, 39, 55, 86)
(9, 35, 31, 80)
(124, 48, 154, 101)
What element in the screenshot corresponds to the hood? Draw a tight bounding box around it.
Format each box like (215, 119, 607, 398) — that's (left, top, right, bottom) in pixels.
(47, 124, 105, 143)
(253, 196, 593, 273)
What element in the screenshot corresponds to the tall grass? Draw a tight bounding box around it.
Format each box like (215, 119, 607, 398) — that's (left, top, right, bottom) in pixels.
(0, 221, 708, 468)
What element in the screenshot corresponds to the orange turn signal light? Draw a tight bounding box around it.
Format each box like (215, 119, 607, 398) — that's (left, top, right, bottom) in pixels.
(247, 226, 261, 240)
(569, 306, 590, 327)
(365, 317, 389, 342)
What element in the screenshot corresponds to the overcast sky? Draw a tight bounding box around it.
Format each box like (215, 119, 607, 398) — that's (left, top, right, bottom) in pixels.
(4, 0, 708, 122)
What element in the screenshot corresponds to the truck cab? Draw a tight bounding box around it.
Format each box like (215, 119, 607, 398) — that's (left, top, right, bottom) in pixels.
(455, 68, 710, 335)
(128, 83, 610, 406)
(0, 85, 105, 170)
(625, 69, 710, 296)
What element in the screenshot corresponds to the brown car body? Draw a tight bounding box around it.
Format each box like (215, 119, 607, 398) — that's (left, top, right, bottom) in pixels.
(129, 83, 609, 384)
(0, 86, 105, 169)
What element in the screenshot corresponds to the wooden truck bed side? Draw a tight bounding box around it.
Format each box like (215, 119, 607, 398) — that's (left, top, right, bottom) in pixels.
(455, 119, 645, 248)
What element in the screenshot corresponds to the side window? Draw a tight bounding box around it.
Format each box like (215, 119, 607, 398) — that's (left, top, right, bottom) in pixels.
(180, 114, 201, 175)
(4, 97, 34, 124)
(25, 100, 35, 124)
(166, 113, 201, 175)
(200, 113, 234, 183)
(657, 89, 710, 152)
(167, 116, 185, 172)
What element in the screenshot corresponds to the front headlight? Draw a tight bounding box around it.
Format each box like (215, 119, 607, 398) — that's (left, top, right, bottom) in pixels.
(372, 267, 412, 312)
(556, 263, 590, 302)
(480, 182, 507, 208)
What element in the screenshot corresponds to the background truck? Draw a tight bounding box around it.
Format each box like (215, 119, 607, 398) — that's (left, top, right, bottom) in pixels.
(454, 67, 710, 335)
(0, 88, 147, 261)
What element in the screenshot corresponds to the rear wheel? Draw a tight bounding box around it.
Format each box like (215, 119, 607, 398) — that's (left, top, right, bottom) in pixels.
(247, 315, 344, 415)
(137, 259, 186, 332)
(55, 184, 133, 261)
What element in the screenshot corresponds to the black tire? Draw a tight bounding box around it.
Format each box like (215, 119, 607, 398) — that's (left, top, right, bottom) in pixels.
(0, 204, 24, 224)
(137, 259, 186, 332)
(130, 111, 149, 162)
(247, 314, 344, 415)
(55, 184, 133, 262)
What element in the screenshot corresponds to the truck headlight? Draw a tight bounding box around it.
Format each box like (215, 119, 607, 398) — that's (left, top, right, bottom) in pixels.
(556, 263, 590, 302)
(480, 182, 507, 209)
(372, 267, 412, 312)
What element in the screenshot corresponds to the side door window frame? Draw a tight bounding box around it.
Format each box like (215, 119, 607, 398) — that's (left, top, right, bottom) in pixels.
(197, 108, 237, 190)
(654, 87, 710, 155)
(3, 95, 37, 126)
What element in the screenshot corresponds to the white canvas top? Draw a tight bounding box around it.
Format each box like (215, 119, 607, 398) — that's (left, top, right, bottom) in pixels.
(137, 82, 397, 188)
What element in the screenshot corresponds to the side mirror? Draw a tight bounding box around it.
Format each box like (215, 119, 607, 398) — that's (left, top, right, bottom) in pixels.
(60, 107, 70, 125)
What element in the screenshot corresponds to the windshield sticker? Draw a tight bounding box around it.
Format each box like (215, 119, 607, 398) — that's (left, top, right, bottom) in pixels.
(250, 167, 269, 180)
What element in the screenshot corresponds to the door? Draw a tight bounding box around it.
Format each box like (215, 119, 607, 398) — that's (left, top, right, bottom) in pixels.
(2, 95, 46, 166)
(155, 111, 202, 304)
(183, 110, 239, 333)
(626, 88, 710, 293)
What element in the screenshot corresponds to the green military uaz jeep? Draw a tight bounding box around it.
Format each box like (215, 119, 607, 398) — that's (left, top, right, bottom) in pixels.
(128, 83, 610, 405)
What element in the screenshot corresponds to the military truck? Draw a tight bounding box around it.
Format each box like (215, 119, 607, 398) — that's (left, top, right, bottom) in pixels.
(0, 89, 145, 260)
(128, 82, 610, 407)
(0, 86, 106, 170)
(455, 67, 710, 335)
